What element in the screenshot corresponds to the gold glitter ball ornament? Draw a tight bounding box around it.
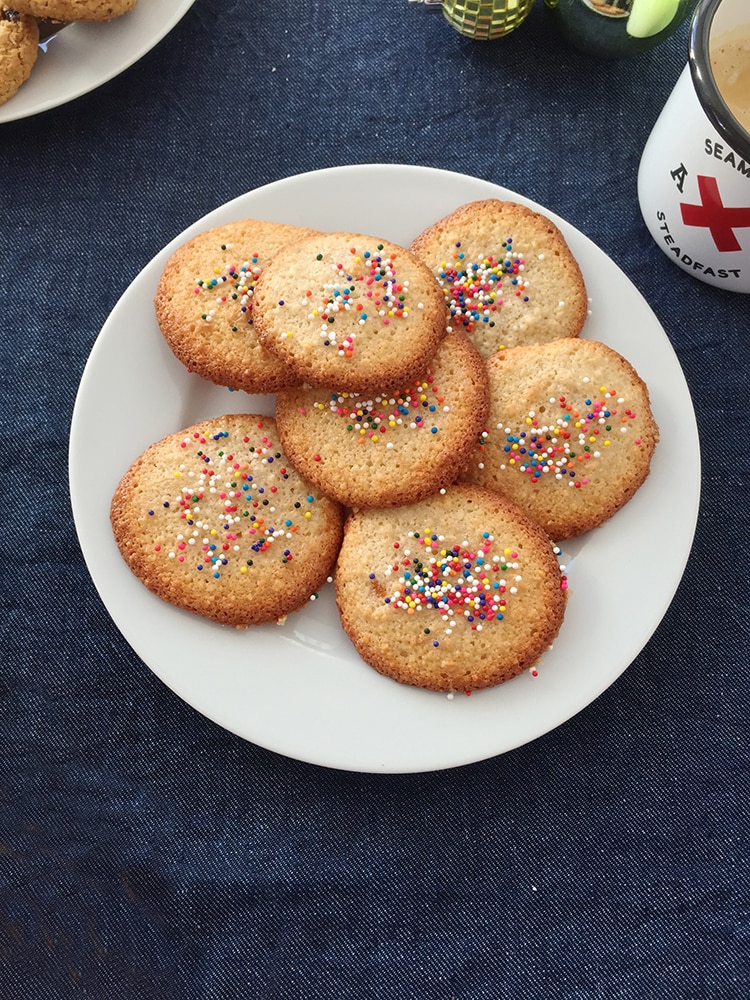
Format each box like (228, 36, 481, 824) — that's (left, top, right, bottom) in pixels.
(410, 0, 536, 39)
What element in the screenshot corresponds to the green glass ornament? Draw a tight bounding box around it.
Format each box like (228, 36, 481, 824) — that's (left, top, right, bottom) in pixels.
(544, 0, 697, 57)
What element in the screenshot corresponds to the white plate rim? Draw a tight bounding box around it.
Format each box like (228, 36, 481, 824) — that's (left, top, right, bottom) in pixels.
(69, 163, 701, 773)
(0, 0, 195, 124)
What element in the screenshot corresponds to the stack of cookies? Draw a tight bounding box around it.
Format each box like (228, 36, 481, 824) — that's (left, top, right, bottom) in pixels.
(112, 200, 659, 693)
(1, 0, 137, 107)
(1, 7, 39, 105)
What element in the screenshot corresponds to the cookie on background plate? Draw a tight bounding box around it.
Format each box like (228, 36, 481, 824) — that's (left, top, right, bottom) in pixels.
(252, 231, 446, 394)
(335, 484, 567, 693)
(275, 330, 490, 509)
(0, 8, 38, 108)
(461, 338, 660, 540)
(9, 0, 136, 20)
(155, 219, 318, 395)
(111, 414, 345, 627)
(409, 199, 588, 357)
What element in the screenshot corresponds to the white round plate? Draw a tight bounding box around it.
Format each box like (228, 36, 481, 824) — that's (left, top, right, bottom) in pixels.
(69, 164, 701, 774)
(0, 0, 194, 124)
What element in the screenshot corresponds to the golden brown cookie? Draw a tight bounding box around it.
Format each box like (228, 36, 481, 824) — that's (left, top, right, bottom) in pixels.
(252, 231, 446, 394)
(409, 199, 589, 357)
(275, 330, 489, 509)
(154, 219, 319, 395)
(111, 413, 345, 627)
(461, 339, 659, 540)
(335, 484, 567, 692)
(0, 8, 38, 108)
(10, 0, 135, 21)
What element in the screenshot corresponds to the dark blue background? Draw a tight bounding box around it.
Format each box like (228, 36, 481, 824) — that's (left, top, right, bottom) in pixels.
(1, 2, 748, 997)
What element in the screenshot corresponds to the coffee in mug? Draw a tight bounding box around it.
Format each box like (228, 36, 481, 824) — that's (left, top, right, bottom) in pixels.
(710, 23, 750, 132)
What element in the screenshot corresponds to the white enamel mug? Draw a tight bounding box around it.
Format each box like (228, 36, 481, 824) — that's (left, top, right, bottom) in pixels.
(638, 0, 750, 292)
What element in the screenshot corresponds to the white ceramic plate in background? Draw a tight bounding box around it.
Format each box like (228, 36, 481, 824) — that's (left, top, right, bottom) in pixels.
(69, 164, 701, 774)
(0, 0, 195, 123)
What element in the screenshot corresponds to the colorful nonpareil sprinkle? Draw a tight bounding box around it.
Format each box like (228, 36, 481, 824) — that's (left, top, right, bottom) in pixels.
(194, 245, 260, 330)
(147, 423, 317, 579)
(438, 238, 529, 334)
(279, 245, 417, 358)
(378, 531, 522, 646)
(478, 382, 642, 487)
(308, 373, 448, 441)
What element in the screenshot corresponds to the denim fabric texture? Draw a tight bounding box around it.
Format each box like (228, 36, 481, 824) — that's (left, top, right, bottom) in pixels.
(1, 1, 748, 997)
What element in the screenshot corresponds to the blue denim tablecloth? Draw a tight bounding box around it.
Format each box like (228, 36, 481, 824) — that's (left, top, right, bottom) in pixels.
(1, 2, 748, 997)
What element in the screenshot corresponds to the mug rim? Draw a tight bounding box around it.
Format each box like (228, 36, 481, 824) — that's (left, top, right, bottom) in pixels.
(689, 0, 750, 162)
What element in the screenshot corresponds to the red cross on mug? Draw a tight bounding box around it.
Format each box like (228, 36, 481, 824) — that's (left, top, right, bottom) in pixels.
(638, 0, 750, 293)
(681, 175, 750, 252)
